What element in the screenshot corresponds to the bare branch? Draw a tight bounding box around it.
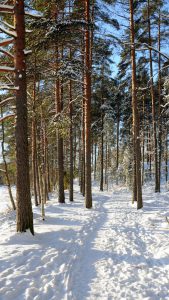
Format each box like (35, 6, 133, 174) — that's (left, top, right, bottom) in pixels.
(0, 38, 14, 47)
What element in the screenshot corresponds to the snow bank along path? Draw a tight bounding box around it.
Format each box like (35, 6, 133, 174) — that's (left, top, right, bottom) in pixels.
(0, 184, 169, 299)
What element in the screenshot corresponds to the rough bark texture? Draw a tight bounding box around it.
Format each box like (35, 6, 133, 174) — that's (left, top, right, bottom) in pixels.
(129, 0, 143, 209)
(55, 74, 65, 203)
(14, 0, 34, 234)
(84, 0, 92, 208)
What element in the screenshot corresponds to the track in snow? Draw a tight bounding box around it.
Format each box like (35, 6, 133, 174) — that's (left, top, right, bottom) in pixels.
(0, 185, 169, 300)
(67, 188, 169, 300)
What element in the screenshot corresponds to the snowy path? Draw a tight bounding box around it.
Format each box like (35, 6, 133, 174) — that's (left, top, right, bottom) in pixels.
(70, 189, 169, 300)
(0, 185, 169, 299)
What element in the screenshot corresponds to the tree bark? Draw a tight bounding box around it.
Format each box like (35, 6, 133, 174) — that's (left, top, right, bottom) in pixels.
(32, 68, 38, 206)
(158, 7, 162, 192)
(84, 0, 92, 208)
(14, 0, 34, 234)
(69, 56, 74, 202)
(129, 0, 143, 209)
(55, 78, 65, 203)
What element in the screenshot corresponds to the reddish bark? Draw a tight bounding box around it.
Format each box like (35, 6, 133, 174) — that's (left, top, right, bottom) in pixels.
(14, 0, 34, 234)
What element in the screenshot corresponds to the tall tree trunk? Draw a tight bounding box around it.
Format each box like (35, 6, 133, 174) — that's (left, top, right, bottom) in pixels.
(74, 128, 77, 172)
(69, 56, 74, 202)
(84, 0, 92, 208)
(129, 0, 143, 209)
(36, 149, 41, 204)
(165, 129, 168, 183)
(158, 7, 162, 192)
(105, 137, 108, 186)
(14, 0, 34, 234)
(82, 101, 85, 196)
(116, 102, 120, 170)
(94, 142, 97, 181)
(142, 95, 145, 185)
(55, 47, 65, 203)
(32, 69, 38, 206)
(147, 0, 159, 192)
(100, 122, 104, 191)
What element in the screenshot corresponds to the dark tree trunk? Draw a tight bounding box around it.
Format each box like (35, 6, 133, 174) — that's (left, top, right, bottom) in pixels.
(116, 102, 120, 170)
(14, 0, 34, 234)
(94, 142, 97, 181)
(165, 129, 168, 183)
(69, 67, 74, 202)
(158, 8, 162, 192)
(74, 128, 77, 172)
(84, 0, 92, 208)
(142, 96, 145, 185)
(100, 131, 104, 191)
(82, 103, 85, 196)
(55, 47, 65, 203)
(129, 0, 143, 209)
(32, 70, 38, 206)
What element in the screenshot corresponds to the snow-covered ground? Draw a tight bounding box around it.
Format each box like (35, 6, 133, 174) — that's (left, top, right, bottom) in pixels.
(0, 185, 16, 212)
(0, 183, 169, 300)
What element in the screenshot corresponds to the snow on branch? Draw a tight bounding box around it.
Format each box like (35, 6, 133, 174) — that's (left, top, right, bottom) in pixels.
(0, 38, 14, 47)
(23, 49, 32, 55)
(0, 97, 15, 107)
(0, 113, 15, 123)
(135, 42, 169, 60)
(0, 4, 14, 13)
(0, 66, 15, 72)
(0, 20, 15, 30)
(0, 84, 19, 90)
(0, 48, 14, 59)
(25, 11, 43, 18)
(0, 25, 17, 37)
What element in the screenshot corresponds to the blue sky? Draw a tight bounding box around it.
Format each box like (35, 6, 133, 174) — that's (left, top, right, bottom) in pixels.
(99, 0, 169, 78)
